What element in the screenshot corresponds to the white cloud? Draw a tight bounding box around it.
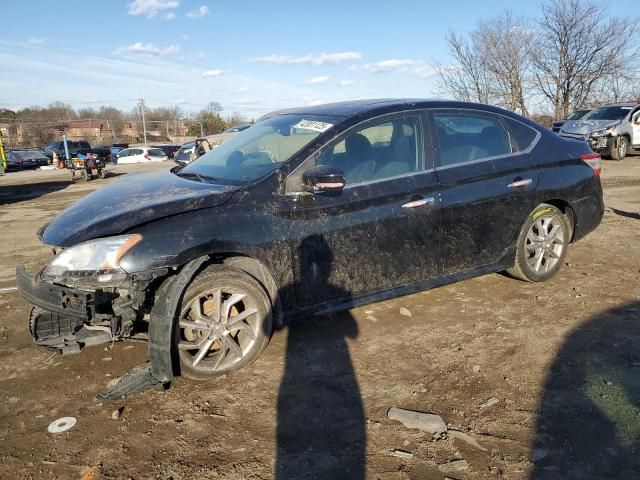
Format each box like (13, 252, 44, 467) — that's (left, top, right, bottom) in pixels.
(364, 59, 419, 74)
(195, 52, 206, 60)
(305, 76, 329, 85)
(347, 65, 359, 72)
(28, 37, 45, 45)
(238, 86, 249, 93)
(181, 33, 190, 40)
(127, 0, 180, 18)
(308, 99, 324, 106)
(162, 11, 176, 20)
(413, 65, 437, 79)
(339, 79, 356, 86)
(186, 5, 209, 18)
(117, 42, 180, 57)
(202, 69, 224, 78)
(250, 51, 362, 66)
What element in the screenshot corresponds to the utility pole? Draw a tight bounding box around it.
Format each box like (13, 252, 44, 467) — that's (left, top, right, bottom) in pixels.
(200, 122, 204, 137)
(139, 98, 148, 144)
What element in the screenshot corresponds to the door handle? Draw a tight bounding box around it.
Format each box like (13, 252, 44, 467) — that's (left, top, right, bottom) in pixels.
(508, 178, 533, 189)
(402, 196, 435, 209)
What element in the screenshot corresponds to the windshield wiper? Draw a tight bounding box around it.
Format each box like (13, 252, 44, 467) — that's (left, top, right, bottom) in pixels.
(177, 171, 217, 183)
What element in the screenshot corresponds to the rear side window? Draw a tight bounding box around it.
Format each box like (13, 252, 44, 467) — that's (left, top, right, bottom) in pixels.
(504, 118, 538, 152)
(434, 112, 511, 167)
(148, 148, 165, 157)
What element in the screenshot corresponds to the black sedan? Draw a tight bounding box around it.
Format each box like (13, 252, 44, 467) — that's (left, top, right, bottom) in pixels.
(5, 149, 50, 170)
(17, 99, 603, 390)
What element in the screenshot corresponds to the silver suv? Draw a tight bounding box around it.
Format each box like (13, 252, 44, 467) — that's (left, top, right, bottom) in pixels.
(559, 103, 640, 160)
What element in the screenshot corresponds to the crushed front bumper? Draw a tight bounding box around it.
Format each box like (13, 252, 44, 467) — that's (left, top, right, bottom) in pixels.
(16, 267, 116, 321)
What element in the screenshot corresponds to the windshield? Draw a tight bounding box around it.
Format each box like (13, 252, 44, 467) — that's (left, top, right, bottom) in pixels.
(180, 114, 341, 183)
(567, 110, 589, 120)
(12, 150, 46, 159)
(583, 106, 632, 121)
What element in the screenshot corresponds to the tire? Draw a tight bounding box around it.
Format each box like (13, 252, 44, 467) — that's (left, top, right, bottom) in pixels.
(98, 168, 106, 179)
(176, 265, 273, 380)
(610, 136, 629, 161)
(508, 203, 570, 282)
(80, 170, 89, 182)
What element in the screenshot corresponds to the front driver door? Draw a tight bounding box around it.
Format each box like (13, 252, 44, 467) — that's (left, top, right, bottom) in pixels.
(281, 112, 441, 311)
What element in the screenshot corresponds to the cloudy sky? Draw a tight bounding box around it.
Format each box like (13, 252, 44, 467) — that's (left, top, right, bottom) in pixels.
(0, 0, 635, 117)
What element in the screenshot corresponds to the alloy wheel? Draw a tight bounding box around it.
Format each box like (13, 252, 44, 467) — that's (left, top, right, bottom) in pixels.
(525, 215, 565, 274)
(178, 286, 260, 373)
(618, 138, 627, 158)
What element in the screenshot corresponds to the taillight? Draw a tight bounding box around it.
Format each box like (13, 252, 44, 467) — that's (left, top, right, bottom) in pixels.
(580, 152, 601, 176)
(144, 153, 151, 160)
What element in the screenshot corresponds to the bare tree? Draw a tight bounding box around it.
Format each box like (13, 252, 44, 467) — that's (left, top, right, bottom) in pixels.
(435, 31, 492, 104)
(476, 12, 532, 115)
(435, 12, 533, 115)
(531, 0, 638, 119)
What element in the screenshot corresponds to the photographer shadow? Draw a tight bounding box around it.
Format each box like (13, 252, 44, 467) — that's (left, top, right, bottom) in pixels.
(274, 234, 366, 480)
(532, 301, 640, 479)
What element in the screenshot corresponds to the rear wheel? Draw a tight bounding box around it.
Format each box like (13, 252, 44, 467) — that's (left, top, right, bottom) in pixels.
(508, 204, 569, 282)
(610, 136, 629, 161)
(176, 266, 273, 380)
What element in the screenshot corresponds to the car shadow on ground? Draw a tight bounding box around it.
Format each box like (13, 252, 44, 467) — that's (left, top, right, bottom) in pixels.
(610, 208, 640, 220)
(273, 235, 366, 479)
(532, 300, 640, 479)
(0, 180, 72, 205)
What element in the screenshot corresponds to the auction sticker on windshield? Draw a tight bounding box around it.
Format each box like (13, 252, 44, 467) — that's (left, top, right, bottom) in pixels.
(293, 119, 333, 133)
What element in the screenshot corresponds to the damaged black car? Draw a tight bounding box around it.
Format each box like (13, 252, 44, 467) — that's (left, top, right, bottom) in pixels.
(17, 99, 604, 396)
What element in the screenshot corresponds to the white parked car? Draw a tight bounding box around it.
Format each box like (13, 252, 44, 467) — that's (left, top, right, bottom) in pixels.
(115, 147, 168, 164)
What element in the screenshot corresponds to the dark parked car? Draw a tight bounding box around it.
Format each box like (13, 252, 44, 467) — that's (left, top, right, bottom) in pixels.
(223, 124, 252, 134)
(174, 141, 196, 165)
(152, 144, 181, 159)
(43, 140, 92, 160)
(108, 146, 126, 164)
(551, 109, 591, 133)
(5, 149, 50, 170)
(17, 99, 603, 395)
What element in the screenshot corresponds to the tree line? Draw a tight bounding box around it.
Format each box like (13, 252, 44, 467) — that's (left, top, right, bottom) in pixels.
(434, 0, 640, 122)
(0, 101, 250, 147)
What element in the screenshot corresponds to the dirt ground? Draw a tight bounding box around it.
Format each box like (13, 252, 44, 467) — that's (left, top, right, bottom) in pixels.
(0, 157, 639, 480)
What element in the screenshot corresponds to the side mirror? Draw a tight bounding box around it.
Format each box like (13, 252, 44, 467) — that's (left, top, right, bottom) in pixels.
(302, 165, 345, 194)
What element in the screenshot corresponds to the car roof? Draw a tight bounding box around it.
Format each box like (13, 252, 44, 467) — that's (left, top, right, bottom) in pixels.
(599, 102, 638, 107)
(264, 98, 521, 119)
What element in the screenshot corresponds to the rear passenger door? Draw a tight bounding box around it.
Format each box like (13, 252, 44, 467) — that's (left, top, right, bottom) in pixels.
(430, 109, 540, 273)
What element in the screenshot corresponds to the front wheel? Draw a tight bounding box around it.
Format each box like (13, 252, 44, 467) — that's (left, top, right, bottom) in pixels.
(176, 265, 273, 380)
(610, 136, 629, 161)
(508, 204, 570, 282)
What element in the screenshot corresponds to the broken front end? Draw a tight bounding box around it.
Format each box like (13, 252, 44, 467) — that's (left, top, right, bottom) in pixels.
(16, 234, 166, 354)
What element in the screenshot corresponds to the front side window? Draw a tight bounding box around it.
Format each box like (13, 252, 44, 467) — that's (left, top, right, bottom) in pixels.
(310, 114, 423, 186)
(434, 112, 511, 167)
(180, 114, 341, 184)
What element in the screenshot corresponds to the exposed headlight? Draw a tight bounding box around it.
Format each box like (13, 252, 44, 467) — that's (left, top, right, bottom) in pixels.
(45, 234, 142, 277)
(591, 126, 615, 137)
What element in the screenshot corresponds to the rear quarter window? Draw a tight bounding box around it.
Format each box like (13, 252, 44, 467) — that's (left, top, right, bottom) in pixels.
(505, 118, 539, 152)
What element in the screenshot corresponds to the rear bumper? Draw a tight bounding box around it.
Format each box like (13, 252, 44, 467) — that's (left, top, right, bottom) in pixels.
(16, 267, 95, 321)
(572, 189, 604, 242)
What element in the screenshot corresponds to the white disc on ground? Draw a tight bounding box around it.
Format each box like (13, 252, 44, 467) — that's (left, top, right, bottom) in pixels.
(47, 416, 77, 434)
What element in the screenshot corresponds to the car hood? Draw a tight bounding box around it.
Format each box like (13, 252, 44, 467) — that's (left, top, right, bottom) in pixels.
(40, 169, 239, 247)
(561, 119, 620, 135)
